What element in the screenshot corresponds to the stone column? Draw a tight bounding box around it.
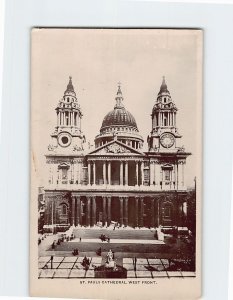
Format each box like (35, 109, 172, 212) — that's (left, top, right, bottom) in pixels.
(71, 196, 75, 226)
(102, 196, 106, 225)
(78, 162, 82, 185)
(93, 161, 96, 185)
(86, 197, 91, 226)
(182, 162, 185, 188)
(120, 161, 123, 185)
(151, 198, 155, 227)
(108, 161, 111, 185)
(124, 197, 129, 226)
(177, 162, 182, 189)
(107, 196, 111, 226)
(103, 161, 106, 185)
(125, 161, 128, 185)
(154, 163, 159, 186)
(150, 161, 154, 186)
(135, 197, 139, 227)
(76, 196, 81, 226)
(141, 161, 144, 186)
(157, 198, 160, 227)
(139, 197, 144, 227)
(119, 197, 124, 226)
(136, 162, 139, 186)
(88, 161, 91, 185)
(91, 196, 96, 226)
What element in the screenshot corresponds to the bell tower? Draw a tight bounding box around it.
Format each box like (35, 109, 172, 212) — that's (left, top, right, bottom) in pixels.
(148, 77, 181, 152)
(147, 77, 191, 191)
(48, 77, 84, 153)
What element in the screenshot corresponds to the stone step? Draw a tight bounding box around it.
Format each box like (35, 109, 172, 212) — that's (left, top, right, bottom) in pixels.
(72, 228, 156, 240)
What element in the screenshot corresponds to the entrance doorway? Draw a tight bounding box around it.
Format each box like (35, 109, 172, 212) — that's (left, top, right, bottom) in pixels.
(162, 202, 174, 226)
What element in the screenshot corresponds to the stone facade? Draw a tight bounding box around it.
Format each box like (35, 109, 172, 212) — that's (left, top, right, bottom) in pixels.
(41, 77, 192, 232)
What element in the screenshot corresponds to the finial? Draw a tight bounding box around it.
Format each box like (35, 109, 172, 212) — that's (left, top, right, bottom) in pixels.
(159, 76, 168, 94)
(115, 82, 124, 108)
(117, 81, 122, 95)
(65, 76, 75, 93)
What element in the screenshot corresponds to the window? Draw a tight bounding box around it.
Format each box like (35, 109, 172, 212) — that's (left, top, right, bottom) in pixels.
(62, 204, 67, 215)
(164, 205, 172, 218)
(164, 170, 170, 181)
(164, 97, 166, 103)
(62, 168, 68, 180)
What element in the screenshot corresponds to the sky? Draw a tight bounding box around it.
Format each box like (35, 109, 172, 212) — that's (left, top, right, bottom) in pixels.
(31, 28, 202, 187)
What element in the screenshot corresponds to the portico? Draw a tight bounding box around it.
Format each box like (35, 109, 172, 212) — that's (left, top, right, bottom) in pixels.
(87, 143, 145, 187)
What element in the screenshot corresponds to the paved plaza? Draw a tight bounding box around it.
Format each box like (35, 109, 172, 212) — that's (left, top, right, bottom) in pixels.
(38, 227, 195, 279)
(38, 255, 195, 279)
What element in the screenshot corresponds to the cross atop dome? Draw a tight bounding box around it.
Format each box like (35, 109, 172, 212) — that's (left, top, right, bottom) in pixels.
(115, 82, 124, 108)
(117, 82, 122, 94)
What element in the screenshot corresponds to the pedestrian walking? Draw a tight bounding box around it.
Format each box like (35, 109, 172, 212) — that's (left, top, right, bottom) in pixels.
(50, 255, 54, 269)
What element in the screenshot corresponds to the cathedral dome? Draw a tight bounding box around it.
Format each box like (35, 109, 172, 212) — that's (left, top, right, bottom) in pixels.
(100, 84, 138, 132)
(101, 106, 138, 131)
(95, 84, 143, 150)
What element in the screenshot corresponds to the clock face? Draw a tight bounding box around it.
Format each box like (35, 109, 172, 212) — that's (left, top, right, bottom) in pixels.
(160, 133, 175, 148)
(58, 133, 72, 147)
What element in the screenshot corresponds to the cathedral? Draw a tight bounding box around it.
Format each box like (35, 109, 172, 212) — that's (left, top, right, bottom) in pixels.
(42, 76, 192, 232)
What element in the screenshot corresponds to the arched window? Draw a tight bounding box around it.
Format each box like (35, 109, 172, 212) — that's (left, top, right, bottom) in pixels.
(60, 203, 68, 215)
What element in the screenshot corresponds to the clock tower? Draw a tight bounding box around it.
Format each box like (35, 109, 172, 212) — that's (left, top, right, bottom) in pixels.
(48, 76, 84, 153)
(148, 76, 181, 152)
(147, 77, 191, 191)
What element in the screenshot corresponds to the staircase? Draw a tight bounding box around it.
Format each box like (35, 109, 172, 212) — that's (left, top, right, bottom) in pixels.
(72, 228, 155, 240)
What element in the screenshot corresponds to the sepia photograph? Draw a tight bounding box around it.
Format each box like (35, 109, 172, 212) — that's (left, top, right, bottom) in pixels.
(30, 28, 202, 299)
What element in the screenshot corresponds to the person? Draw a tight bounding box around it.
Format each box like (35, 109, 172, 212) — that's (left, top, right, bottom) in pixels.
(80, 237, 82, 242)
(51, 241, 55, 250)
(50, 255, 54, 269)
(97, 247, 102, 256)
(134, 257, 137, 271)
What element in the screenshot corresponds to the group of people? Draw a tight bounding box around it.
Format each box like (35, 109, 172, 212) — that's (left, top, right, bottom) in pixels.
(99, 234, 110, 242)
(51, 234, 76, 249)
(38, 233, 48, 245)
(72, 248, 79, 256)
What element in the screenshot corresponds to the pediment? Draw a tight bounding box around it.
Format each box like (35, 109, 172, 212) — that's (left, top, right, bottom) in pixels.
(88, 140, 143, 156)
